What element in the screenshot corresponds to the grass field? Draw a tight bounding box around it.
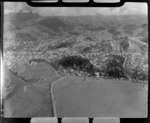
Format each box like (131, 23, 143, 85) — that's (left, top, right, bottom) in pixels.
(3, 63, 63, 117)
(18, 62, 58, 81)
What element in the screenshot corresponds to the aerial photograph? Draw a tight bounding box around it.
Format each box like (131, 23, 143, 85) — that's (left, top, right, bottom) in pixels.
(2, 1, 148, 118)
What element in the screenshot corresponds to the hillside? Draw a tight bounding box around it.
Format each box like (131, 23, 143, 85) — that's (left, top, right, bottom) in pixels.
(4, 12, 39, 28)
(38, 17, 73, 32)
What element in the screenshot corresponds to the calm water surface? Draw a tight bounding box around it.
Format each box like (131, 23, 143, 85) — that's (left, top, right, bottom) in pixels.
(52, 75, 147, 117)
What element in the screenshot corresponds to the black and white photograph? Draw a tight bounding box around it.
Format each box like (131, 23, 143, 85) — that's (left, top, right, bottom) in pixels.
(2, 1, 148, 118)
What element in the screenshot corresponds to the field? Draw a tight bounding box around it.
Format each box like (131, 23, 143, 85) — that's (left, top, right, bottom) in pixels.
(3, 63, 63, 117)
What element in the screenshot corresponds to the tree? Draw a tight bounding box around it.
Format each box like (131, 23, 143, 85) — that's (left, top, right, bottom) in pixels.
(103, 54, 126, 78)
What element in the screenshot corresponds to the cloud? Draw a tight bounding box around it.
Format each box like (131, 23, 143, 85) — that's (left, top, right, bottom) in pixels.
(4, 2, 32, 14)
(4, 2, 148, 16)
(119, 3, 147, 15)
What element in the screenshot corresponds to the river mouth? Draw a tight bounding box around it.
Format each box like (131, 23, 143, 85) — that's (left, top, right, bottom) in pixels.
(52, 75, 147, 117)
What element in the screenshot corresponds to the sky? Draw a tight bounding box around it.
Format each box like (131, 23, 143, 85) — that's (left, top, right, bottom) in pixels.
(4, 1, 147, 16)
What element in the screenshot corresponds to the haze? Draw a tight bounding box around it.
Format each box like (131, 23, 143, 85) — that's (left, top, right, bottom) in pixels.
(4, 2, 147, 16)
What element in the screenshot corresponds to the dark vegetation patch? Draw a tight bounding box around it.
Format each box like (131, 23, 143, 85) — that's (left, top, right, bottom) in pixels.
(52, 54, 148, 83)
(57, 55, 95, 76)
(54, 55, 126, 79)
(100, 55, 126, 79)
(100, 54, 147, 82)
